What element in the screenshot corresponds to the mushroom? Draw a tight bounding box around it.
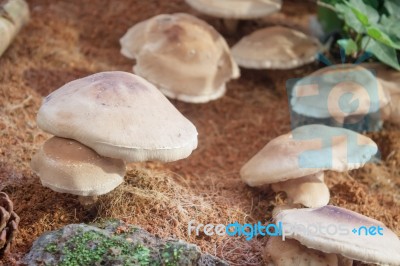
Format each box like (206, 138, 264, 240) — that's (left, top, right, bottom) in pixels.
(231, 26, 322, 69)
(0, 0, 29, 57)
(273, 205, 400, 265)
(120, 13, 240, 103)
(240, 124, 378, 208)
(264, 237, 339, 266)
(361, 62, 400, 124)
(31, 137, 126, 207)
(184, 0, 282, 33)
(36, 71, 198, 162)
(290, 64, 390, 131)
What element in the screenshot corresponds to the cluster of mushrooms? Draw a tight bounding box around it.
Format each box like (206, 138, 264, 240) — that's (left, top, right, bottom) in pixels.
(31, 72, 198, 207)
(28, 0, 400, 265)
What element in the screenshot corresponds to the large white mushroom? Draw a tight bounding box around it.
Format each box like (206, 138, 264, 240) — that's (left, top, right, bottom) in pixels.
(268, 206, 400, 265)
(120, 13, 239, 103)
(240, 124, 378, 207)
(36, 71, 198, 163)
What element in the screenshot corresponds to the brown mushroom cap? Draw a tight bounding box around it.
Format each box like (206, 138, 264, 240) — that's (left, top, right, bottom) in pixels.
(36, 71, 198, 162)
(31, 137, 126, 196)
(120, 13, 240, 103)
(185, 0, 282, 19)
(240, 124, 377, 186)
(232, 26, 321, 69)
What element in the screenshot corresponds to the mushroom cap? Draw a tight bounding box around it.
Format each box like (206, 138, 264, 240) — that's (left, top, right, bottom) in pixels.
(36, 71, 198, 162)
(232, 26, 321, 69)
(185, 0, 282, 19)
(291, 64, 390, 119)
(240, 124, 377, 186)
(275, 205, 400, 265)
(265, 237, 338, 266)
(271, 172, 330, 208)
(361, 63, 400, 123)
(31, 137, 126, 196)
(120, 13, 240, 103)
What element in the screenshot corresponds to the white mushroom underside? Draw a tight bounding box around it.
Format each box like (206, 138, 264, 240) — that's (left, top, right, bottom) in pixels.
(159, 83, 226, 104)
(185, 0, 281, 19)
(233, 54, 317, 70)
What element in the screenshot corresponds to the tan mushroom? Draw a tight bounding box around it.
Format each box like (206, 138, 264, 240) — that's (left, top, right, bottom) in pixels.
(36, 71, 198, 163)
(264, 237, 339, 266)
(232, 26, 322, 69)
(361, 62, 400, 124)
(274, 206, 400, 265)
(120, 13, 239, 103)
(185, 0, 282, 32)
(31, 137, 126, 207)
(240, 124, 378, 207)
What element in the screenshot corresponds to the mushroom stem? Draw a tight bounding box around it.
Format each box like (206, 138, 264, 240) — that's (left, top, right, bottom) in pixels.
(78, 195, 98, 208)
(223, 19, 238, 34)
(337, 255, 353, 266)
(331, 116, 345, 127)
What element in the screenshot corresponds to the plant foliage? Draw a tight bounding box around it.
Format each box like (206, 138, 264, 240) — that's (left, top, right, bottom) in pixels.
(318, 0, 400, 70)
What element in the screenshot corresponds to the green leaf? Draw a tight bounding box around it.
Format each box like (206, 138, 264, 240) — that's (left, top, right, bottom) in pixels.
(366, 25, 400, 49)
(380, 15, 400, 39)
(384, 0, 400, 18)
(363, 0, 378, 9)
(345, 0, 379, 25)
(362, 37, 400, 70)
(335, 3, 365, 33)
(317, 6, 344, 33)
(337, 39, 359, 55)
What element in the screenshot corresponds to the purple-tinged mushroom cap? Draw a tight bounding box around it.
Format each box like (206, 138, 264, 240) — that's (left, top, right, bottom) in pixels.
(36, 71, 198, 163)
(275, 205, 400, 265)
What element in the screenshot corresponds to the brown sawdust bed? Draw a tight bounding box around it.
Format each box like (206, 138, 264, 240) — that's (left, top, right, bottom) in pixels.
(0, 0, 399, 265)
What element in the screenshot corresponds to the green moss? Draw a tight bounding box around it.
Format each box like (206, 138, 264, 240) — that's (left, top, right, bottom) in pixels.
(161, 244, 183, 266)
(44, 243, 57, 253)
(57, 230, 151, 266)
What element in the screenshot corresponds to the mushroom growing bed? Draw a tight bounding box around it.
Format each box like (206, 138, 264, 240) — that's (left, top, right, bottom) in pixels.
(0, 0, 399, 265)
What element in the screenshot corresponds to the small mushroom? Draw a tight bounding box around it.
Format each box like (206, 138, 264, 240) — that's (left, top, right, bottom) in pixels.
(240, 124, 378, 207)
(290, 64, 390, 131)
(120, 13, 239, 103)
(274, 205, 400, 265)
(232, 26, 322, 69)
(31, 137, 126, 207)
(185, 0, 282, 33)
(271, 172, 329, 209)
(36, 71, 198, 162)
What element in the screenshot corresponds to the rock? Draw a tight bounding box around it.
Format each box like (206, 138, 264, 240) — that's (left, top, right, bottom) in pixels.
(24, 220, 228, 266)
